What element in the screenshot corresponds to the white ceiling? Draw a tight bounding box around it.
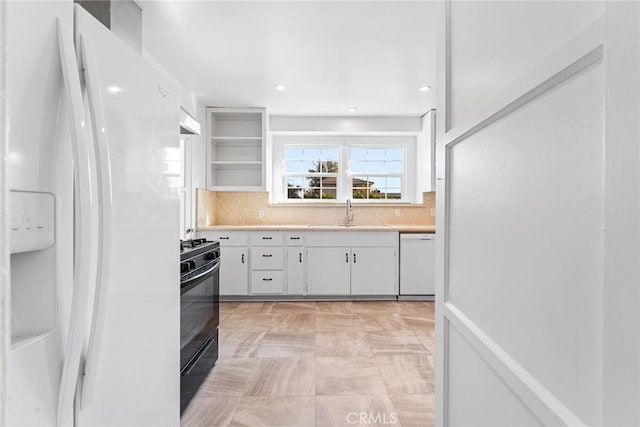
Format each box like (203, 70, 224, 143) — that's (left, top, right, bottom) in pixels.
(139, 1, 437, 116)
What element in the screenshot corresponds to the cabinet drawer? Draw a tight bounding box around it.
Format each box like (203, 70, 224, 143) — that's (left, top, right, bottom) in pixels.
(200, 231, 248, 246)
(249, 233, 283, 246)
(251, 247, 284, 270)
(286, 233, 305, 246)
(251, 271, 284, 294)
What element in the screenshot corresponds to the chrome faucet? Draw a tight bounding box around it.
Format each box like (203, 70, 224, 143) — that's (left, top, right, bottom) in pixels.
(345, 199, 353, 227)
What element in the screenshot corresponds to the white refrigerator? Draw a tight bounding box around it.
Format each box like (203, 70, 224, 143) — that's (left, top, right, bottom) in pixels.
(3, 2, 180, 425)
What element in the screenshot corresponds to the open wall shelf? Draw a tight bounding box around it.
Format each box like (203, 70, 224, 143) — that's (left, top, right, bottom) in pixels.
(206, 108, 266, 191)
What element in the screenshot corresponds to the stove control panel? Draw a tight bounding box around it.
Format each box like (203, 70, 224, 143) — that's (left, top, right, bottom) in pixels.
(10, 191, 55, 254)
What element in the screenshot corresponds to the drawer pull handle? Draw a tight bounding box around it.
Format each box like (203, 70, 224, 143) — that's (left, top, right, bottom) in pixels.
(290, 237, 300, 240)
(262, 278, 273, 281)
(262, 254, 273, 258)
(262, 237, 272, 240)
(219, 236, 230, 240)
(299, 253, 302, 263)
(241, 254, 245, 264)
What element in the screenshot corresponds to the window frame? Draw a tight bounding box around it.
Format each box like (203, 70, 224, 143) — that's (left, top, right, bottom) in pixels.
(272, 135, 417, 204)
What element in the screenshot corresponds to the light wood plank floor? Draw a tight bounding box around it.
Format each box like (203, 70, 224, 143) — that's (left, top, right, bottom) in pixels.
(181, 301, 435, 427)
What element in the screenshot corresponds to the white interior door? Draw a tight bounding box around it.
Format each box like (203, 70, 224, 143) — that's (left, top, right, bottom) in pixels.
(436, 2, 640, 426)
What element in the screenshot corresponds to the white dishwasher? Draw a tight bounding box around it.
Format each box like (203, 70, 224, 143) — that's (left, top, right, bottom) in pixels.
(400, 233, 436, 297)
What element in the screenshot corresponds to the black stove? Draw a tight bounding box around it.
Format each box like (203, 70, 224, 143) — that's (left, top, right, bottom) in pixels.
(180, 238, 209, 253)
(179, 239, 220, 413)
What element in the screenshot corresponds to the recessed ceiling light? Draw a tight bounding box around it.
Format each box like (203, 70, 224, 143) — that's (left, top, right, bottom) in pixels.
(274, 84, 287, 91)
(347, 106, 358, 112)
(107, 85, 123, 94)
(418, 85, 431, 92)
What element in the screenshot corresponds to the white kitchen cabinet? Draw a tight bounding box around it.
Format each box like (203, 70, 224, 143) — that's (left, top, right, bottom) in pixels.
(286, 247, 305, 295)
(306, 231, 398, 296)
(399, 233, 435, 295)
(248, 231, 284, 295)
(250, 270, 284, 294)
(307, 247, 351, 295)
(207, 107, 266, 191)
(197, 230, 250, 296)
(351, 247, 396, 295)
(250, 246, 283, 270)
(219, 246, 249, 296)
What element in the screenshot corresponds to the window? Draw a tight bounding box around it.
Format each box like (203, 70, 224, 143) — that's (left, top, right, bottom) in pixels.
(274, 136, 416, 203)
(284, 147, 340, 200)
(350, 147, 403, 200)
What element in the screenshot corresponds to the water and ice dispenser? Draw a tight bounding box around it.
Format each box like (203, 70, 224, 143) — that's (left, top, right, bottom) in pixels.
(10, 191, 56, 346)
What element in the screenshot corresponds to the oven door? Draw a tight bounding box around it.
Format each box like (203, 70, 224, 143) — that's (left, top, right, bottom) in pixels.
(180, 259, 220, 370)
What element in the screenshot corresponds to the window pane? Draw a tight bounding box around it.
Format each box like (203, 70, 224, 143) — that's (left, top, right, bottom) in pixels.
(368, 162, 385, 173)
(353, 188, 368, 199)
(386, 148, 403, 161)
(303, 161, 319, 173)
(351, 148, 367, 160)
(322, 147, 339, 162)
(285, 147, 304, 160)
(368, 149, 385, 161)
(386, 161, 403, 173)
(386, 190, 402, 200)
(321, 160, 339, 173)
(351, 175, 402, 200)
(304, 188, 321, 199)
(351, 161, 367, 174)
(302, 148, 320, 160)
(285, 160, 302, 173)
(286, 177, 303, 199)
(387, 177, 401, 188)
(352, 176, 371, 190)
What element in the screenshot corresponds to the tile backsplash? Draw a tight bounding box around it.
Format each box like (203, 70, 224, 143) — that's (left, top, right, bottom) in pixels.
(196, 190, 435, 227)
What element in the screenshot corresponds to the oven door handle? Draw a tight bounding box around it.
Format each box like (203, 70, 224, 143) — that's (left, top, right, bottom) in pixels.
(180, 260, 220, 293)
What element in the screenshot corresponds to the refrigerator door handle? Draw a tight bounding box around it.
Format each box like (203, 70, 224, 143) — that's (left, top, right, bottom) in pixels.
(78, 32, 114, 410)
(56, 19, 97, 427)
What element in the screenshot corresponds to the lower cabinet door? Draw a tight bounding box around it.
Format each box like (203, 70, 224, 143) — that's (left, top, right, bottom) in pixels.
(307, 247, 351, 295)
(251, 270, 284, 294)
(286, 247, 305, 295)
(219, 246, 248, 295)
(350, 247, 396, 295)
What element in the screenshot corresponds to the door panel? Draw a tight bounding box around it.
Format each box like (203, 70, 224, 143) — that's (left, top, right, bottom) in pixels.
(286, 247, 305, 295)
(307, 247, 350, 295)
(350, 247, 395, 295)
(219, 247, 248, 296)
(437, 2, 640, 426)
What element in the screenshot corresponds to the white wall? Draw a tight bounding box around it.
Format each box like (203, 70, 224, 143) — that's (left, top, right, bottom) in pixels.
(0, 0, 8, 424)
(142, 49, 205, 236)
(436, 2, 640, 426)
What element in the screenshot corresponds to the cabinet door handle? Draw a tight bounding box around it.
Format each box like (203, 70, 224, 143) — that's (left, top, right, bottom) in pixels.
(299, 252, 302, 263)
(345, 253, 349, 263)
(262, 237, 272, 240)
(353, 253, 357, 263)
(219, 236, 229, 240)
(262, 278, 273, 281)
(241, 253, 245, 264)
(262, 254, 273, 258)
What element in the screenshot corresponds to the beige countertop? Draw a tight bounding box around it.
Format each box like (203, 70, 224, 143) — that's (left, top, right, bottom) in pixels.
(197, 224, 436, 233)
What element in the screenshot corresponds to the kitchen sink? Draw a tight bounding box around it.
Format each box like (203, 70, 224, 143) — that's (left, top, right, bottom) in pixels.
(307, 225, 392, 230)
